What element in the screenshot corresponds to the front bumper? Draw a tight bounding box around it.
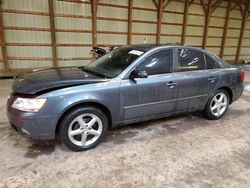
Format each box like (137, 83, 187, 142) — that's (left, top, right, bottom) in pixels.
(7, 103, 58, 140)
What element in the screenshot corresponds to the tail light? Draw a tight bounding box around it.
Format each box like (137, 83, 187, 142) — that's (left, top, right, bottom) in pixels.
(240, 69, 245, 81)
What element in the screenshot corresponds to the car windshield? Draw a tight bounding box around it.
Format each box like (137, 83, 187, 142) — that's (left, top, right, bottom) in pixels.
(83, 47, 144, 78)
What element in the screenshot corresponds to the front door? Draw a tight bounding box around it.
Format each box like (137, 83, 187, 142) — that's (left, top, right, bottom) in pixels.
(120, 49, 178, 120)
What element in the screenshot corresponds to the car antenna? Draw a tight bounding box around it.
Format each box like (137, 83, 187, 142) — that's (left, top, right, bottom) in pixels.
(144, 37, 147, 44)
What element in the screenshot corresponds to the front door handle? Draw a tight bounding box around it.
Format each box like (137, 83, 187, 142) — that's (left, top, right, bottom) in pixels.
(166, 81, 177, 88)
(208, 77, 216, 83)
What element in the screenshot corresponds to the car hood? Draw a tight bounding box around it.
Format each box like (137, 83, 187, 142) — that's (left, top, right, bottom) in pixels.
(12, 67, 108, 95)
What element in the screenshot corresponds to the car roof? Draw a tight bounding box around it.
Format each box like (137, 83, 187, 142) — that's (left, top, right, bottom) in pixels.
(123, 43, 201, 52)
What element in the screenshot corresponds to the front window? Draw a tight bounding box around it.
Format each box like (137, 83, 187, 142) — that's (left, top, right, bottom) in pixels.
(136, 49, 173, 75)
(83, 47, 144, 78)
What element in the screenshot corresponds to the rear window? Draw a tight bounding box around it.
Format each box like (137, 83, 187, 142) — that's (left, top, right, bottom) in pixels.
(177, 48, 205, 71)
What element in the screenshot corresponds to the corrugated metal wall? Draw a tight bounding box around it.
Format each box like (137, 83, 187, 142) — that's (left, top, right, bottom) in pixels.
(162, 0, 183, 44)
(132, 0, 157, 44)
(55, 0, 92, 67)
(224, 7, 241, 61)
(3, 0, 52, 69)
(97, 0, 128, 45)
(0, 0, 249, 72)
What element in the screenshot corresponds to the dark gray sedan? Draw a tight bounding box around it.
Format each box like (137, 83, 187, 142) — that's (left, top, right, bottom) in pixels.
(7, 44, 244, 151)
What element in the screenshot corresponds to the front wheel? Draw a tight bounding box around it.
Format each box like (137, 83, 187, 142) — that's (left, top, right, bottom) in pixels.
(60, 106, 108, 151)
(204, 89, 229, 120)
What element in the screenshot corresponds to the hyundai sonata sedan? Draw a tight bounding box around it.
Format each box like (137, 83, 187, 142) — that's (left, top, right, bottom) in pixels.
(7, 44, 244, 151)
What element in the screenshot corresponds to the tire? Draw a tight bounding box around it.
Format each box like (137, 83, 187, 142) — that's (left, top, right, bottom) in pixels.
(60, 106, 108, 151)
(204, 89, 229, 120)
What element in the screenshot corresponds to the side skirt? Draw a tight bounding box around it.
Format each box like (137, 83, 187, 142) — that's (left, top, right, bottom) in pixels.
(112, 106, 204, 128)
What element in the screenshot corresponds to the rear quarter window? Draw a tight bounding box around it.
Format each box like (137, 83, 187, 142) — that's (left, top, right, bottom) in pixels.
(205, 55, 221, 69)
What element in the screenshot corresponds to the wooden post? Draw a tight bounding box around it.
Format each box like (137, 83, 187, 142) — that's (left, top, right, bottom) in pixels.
(91, 0, 97, 47)
(202, 0, 212, 49)
(235, 2, 250, 64)
(127, 0, 133, 44)
(91, 0, 97, 59)
(48, 0, 57, 67)
(220, 0, 231, 58)
(156, 0, 163, 44)
(0, 0, 9, 73)
(181, 0, 189, 45)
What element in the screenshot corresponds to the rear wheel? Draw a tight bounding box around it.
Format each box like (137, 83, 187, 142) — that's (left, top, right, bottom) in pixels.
(60, 106, 108, 151)
(205, 89, 229, 120)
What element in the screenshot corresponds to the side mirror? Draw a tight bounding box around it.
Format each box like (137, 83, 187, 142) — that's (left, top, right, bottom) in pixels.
(130, 70, 148, 79)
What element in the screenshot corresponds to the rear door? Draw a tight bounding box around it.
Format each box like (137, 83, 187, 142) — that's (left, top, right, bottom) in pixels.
(120, 49, 178, 120)
(174, 48, 220, 111)
(204, 54, 222, 93)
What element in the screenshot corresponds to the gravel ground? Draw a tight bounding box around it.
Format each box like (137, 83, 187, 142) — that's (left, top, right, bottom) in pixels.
(0, 72, 250, 188)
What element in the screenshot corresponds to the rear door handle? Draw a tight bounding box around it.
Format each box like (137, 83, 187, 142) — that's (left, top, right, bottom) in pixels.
(208, 77, 216, 82)
(166, 81, 177, 88)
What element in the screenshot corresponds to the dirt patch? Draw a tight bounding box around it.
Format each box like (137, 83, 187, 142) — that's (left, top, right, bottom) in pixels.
(105, 130, 139, 145)
(0, 122, 9, 133)
(241, 95, 250, 102)
(24, 141, 56, 158)
(117, 122, 152, 131)
(21, 163, 32, 170)
(161, 115, 211, 134)
(226, 108, 250, 117)
(232, 147, 250, 169)
(0, 122, 8, 126)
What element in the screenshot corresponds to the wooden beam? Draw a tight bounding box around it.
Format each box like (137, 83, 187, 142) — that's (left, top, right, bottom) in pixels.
(91, 0, 97, 59)
(48, 0, 57, 67)
(212, 0, 221, 8)
(235, 2, 250, 64)
(7, 56, 93, 61)
(57, 0, 90, 4)
(98, 2, 128, 9)
(152, 0, 158, 8)
(0, 0, 9, 73)
(231, 0, 241, 11)
(202, 0, 213, 49)
(189, 0, 194, 6)
(91, 0, 97, 47)
(156, 0, 163, 44)
(181, 0, 189, 45)
(127, 0, 133, 44)
(211, 0, 222, 13)
(163, 0, 171, 10)
(220, 0, 231, 58)
(200, 0, 207, 15)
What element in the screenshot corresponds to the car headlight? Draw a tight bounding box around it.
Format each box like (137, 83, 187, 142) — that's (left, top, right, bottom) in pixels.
(11, 97, 47, 112)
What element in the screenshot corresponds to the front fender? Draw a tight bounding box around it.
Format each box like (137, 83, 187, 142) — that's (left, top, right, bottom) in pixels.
(37, 80, 121, 131)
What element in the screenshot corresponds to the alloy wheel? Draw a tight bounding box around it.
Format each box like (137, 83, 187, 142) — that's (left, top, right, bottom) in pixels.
(210, 92, 228, 117)
(68, 113, 103, 147)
